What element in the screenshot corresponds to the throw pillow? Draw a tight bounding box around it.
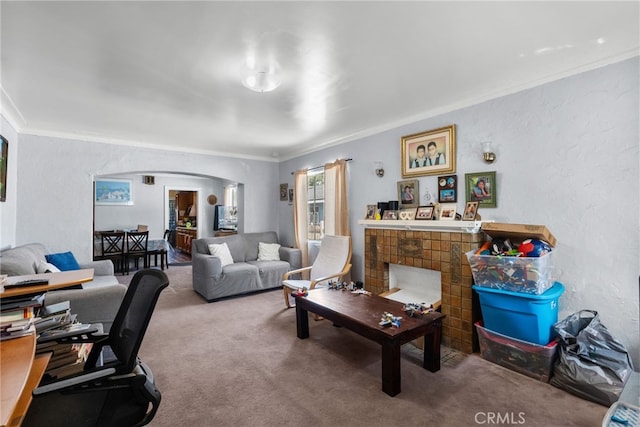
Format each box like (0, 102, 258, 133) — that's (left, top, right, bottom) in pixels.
(208, 243, 234, 267)
(45, 251, 81, 271)
(257, 242, 281, 261)
(36, 260, 61, 274)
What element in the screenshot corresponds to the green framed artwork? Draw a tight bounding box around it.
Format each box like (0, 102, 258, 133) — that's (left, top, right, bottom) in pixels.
(465, 171, 496, 208)
(0, 135, 7, 202)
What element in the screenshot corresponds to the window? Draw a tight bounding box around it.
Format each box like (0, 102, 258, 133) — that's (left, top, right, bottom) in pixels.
(307, 171, 324, 241)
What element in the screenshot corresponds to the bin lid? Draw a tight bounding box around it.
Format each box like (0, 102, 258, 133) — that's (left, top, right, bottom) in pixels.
(481, 222, 557, 247)
(472, 282, 565, 300)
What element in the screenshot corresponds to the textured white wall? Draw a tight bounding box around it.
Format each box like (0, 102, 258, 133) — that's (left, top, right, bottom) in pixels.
(279, 57, 640, 366)
(11, 135, 279, 263)
(0, 116, 19, 249)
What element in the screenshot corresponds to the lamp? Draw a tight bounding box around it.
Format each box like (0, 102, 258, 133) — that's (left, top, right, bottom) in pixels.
(482, 141, 496, 163)
(374, 162, 384, 177)
(241, 69, 281, 93)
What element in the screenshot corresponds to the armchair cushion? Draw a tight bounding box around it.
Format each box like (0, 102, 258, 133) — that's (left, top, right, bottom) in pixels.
(45, 251, 81, 271)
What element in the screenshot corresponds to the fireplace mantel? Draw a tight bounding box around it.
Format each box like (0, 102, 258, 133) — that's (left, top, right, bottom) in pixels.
(358, 219, 492, 233)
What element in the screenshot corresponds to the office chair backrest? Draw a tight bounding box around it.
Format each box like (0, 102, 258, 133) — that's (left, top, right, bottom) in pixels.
(109, 269, 169, 373)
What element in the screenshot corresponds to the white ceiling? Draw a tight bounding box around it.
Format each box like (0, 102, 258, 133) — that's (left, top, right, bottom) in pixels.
(1, 1, 638, 161)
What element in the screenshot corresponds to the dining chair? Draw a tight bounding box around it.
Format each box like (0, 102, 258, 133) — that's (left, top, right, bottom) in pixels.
(125, 231, 149, 275)
(146, 229, 171, 270)
(282, 235, 352, 308)
(99, 231, 126, 274)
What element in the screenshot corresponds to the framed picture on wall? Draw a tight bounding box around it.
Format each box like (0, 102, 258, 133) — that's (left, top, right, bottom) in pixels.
(279, 183, 288, 201)
(401, 124, 456, 178)
(0, 135, 7, 202)
(465, 171, 497, 208)
(438, 174, 457, 203)
(95, 178, 134, 206)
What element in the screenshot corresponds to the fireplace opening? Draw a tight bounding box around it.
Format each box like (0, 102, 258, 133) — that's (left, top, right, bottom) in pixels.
(385, 264, 441, 308)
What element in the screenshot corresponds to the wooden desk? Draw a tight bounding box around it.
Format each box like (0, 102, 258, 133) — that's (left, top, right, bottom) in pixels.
(295, 288, 445, 396)
(1, 269, 95, 299)
(0, 269, 94, 426)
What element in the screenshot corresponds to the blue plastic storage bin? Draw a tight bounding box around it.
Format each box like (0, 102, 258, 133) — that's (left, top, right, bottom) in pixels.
(473, 282, 564, 345)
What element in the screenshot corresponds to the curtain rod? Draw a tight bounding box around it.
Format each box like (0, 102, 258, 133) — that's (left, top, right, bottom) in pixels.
(290, 158, 352, 175)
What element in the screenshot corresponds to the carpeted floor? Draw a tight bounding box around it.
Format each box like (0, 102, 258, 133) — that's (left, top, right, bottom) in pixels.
(122, 267, 608, 427)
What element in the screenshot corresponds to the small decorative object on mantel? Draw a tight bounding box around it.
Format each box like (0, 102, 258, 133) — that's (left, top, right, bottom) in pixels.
(398, 208, 417, 221)
(365, 205, 377, 220)
(279, 183, 288, 201)
(382, 210, 398, 220)
(438, 174, 457, 203)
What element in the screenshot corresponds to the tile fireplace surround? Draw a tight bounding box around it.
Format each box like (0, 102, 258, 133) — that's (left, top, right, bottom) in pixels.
(363, 226, 484, 353)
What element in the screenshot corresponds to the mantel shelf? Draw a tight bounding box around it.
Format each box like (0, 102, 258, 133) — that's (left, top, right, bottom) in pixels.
(357, 219, 493, 233)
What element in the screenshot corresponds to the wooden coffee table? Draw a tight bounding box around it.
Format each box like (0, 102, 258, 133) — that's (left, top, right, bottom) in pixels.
(295, 288, 445, 396)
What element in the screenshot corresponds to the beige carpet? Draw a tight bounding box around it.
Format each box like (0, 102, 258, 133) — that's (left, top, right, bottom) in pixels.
(122, 267, 608, 427)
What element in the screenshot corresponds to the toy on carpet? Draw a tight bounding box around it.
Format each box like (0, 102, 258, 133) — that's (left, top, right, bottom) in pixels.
(291, 287, 308, 297)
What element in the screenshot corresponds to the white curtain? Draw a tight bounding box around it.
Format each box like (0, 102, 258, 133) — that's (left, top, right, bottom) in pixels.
(324, 159, 350, 237)
(293, 170, 309, 272)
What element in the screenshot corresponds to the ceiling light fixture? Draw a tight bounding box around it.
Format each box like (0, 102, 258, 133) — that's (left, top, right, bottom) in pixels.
(241, 69, 281, 93)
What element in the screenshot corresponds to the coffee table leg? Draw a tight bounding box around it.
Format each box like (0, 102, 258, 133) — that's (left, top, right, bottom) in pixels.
(381, 343, 401, 396)
(423, 320, 443, 372)
(296, 304, 309, 339)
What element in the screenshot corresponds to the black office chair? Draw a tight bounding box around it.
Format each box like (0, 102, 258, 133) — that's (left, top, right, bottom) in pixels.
(23, 269, 170, 427)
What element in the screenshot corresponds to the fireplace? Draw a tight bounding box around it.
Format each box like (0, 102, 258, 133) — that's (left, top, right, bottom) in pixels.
(363, 226, 484, 353)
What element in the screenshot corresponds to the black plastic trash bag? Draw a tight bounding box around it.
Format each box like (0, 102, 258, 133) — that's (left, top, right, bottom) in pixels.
(550, 310, 634, 406)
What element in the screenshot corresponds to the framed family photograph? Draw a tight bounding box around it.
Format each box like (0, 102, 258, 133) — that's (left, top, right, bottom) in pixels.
(95, 178, 133, 205)
(415, 205, 434, 220)
(438, 174, 457, 203)
(462, 201, 479, 221)
(382, 210, 398, 220)
(401, 124, 456, 178)
(397, 179, 419, 209)
(365, 204, 377, 220)
(465, 171, 497, 208)
(439, 204, 457, 221)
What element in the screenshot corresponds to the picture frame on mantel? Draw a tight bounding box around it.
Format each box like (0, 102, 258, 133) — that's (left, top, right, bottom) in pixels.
(397, 179, 419, 209)
(401, 124, 456, 178)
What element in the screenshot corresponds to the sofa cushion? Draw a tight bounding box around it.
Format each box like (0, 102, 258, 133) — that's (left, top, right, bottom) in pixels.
(36, 260, 61, 274)
(258, 242, 281, 261)
(0, 243, 49, 276)
(208, 243, 234, 267)
(45, 251, 81, 271)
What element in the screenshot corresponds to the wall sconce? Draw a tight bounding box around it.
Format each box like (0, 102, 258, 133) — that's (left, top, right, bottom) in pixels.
(374, 162, 385, 177)
(482, 141, 496, 163)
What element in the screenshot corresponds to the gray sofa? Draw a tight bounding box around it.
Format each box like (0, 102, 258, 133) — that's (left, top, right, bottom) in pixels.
(0, 243, 127, 332)
(192, 231, 301, 302)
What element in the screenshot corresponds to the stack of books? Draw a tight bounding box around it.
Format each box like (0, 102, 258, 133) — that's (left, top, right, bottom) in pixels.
(0, 293, 45, 340)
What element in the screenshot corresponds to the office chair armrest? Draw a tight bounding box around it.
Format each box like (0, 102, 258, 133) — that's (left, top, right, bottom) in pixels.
(283, 266, 312, 280)
(309, 264, 352, 289)
(32, 368, 117, 396)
